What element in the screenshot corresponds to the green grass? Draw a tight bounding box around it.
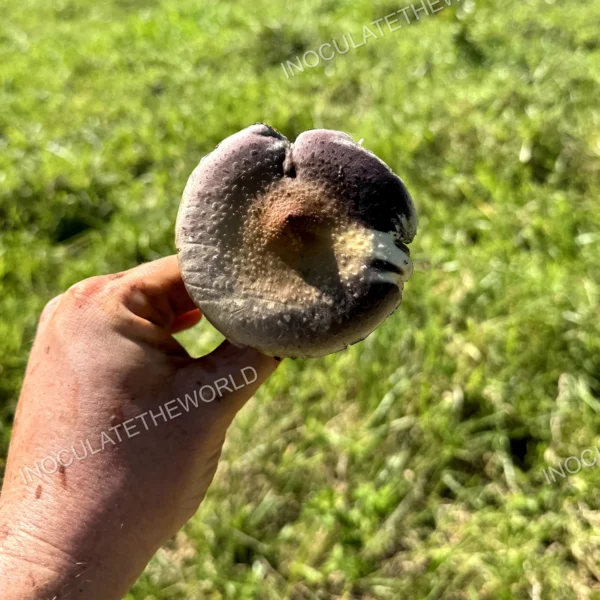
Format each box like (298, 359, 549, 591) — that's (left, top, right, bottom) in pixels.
(2, 0, 600, 597)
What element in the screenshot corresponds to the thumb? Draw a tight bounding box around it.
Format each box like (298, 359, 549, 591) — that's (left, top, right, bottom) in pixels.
(175, 340, 280, 427)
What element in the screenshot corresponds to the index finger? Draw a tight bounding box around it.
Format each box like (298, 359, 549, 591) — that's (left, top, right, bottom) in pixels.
(112, 255, 201, 330)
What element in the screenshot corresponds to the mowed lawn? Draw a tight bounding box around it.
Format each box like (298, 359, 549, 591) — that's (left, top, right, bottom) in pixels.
(2, 0, 600, 597)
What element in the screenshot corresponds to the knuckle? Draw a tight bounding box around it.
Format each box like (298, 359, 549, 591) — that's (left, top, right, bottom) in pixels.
(42, 293, 63, 314)
(39, 293, 64, 322)
(64, 275, 108, 307)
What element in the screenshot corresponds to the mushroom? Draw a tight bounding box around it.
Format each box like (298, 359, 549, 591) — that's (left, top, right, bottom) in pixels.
(175, 124, 417, 358)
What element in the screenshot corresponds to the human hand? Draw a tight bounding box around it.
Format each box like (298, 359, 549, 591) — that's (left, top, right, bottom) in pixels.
(0, 256, 279, 599)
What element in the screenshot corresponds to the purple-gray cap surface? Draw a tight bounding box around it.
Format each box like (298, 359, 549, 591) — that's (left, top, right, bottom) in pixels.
(176, 124, 417, 358)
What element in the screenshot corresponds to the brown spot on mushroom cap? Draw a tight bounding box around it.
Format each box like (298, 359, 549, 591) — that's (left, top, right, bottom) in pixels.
(176, 124, 417, 358)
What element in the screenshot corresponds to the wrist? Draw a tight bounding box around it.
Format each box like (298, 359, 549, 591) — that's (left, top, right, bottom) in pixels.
(0, 543, 74, 600)
(0, 495, 140, 600)
(0, 509, 78, 599)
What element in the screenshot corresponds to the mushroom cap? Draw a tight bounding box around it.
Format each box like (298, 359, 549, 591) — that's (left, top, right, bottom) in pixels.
(176, 124, 417, 358)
